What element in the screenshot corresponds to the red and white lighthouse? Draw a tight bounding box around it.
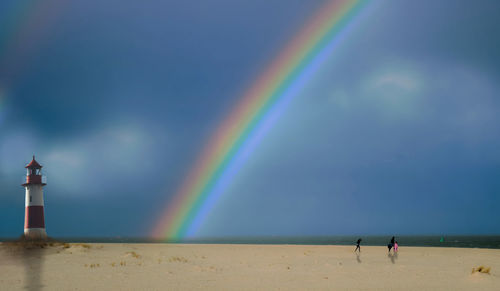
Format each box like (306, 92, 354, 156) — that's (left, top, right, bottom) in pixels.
(22, 155, 47, 239)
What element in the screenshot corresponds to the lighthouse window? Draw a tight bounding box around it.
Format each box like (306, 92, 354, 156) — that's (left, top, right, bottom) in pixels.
(30, 196, 32, 202)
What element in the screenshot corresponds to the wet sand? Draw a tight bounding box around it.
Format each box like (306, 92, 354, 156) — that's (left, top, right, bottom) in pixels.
(1, 243, 499, 290)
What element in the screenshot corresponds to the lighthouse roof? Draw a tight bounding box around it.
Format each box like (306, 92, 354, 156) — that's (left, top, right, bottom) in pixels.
(25, 156, 42, 169)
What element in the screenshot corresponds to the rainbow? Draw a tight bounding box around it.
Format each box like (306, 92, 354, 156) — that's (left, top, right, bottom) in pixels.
(153, 0, 369, 240)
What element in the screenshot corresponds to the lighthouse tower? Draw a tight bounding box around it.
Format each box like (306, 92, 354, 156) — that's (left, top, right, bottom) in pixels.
(22, 155, 47, 239)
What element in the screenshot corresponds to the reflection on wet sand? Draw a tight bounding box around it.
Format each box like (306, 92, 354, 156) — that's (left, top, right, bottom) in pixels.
(21, 245, 46, 291)
(388, 251, 398, 264)
(0, 238, 59, 291)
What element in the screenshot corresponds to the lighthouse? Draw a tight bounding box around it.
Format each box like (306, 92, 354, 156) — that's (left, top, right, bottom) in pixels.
(22, 155, 47, 239)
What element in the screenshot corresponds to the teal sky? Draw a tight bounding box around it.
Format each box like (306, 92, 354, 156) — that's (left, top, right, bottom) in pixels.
(1, 0, 499, 238)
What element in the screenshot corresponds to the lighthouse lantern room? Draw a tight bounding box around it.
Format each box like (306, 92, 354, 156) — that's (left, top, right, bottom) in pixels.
(22, 155, 47, 239)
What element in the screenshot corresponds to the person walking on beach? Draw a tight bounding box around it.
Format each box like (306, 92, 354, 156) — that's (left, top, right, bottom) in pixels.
(394, 241, 398, 252)
(388, 236, 395, 253)
(355, 238, 362, 252)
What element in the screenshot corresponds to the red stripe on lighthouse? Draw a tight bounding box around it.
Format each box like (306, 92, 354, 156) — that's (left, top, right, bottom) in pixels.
(25, 206, 45, 228)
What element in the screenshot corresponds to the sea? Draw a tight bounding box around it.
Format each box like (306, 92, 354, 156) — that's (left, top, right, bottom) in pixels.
(34, 235, 500, 249)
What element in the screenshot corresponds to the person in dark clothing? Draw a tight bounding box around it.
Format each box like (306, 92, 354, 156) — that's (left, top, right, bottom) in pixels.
(388, 236, 396, 253)
(355, 238, 362, 252)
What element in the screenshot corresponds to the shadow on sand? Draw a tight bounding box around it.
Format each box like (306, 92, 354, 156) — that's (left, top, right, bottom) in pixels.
(1, 237, 61, 291)
(387, 251, 398, 264)
(356, 252, 362, 263)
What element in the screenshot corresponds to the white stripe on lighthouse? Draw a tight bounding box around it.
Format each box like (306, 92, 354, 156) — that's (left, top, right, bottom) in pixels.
(25, 184, 44, 207)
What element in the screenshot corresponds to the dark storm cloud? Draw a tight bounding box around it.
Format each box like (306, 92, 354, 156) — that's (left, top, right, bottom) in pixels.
(1, 0, 500, 237)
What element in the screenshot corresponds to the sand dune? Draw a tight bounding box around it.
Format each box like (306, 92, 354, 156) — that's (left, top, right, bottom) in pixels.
(1, 243, 499, 290)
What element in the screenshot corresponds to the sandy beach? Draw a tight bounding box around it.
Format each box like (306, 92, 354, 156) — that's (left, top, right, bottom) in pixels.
(1, 243, 499, 290)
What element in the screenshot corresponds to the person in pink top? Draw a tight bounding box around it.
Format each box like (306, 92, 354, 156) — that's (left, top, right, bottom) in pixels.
(394, 241, 399, 252)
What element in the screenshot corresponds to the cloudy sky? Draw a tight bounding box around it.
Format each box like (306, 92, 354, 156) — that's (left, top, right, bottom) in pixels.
(1, 0, 499, 238)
